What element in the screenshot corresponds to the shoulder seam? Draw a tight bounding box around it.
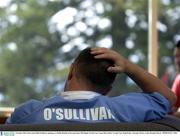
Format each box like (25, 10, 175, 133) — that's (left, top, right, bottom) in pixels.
(13, 101, 43, 123)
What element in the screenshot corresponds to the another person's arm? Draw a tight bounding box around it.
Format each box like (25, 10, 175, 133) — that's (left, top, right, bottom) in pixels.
(91, 47, 176, 107)
(172, 110, 180, 118)
(172, 75, 180, 109)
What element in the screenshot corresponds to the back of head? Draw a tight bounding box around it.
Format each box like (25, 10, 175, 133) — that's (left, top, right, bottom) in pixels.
(74, 48, 116, 94)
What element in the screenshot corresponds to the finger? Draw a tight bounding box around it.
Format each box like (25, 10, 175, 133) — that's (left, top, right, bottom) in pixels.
(94, 53, 113, 60)
(107, 67, 123, 73)
(91, 47, 108, 51)
(91, 48, 108, 54)
(91, 50, 105, 55)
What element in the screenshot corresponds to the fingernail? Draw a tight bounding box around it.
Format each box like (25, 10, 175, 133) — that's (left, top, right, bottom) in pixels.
(94, 56, 99, 58)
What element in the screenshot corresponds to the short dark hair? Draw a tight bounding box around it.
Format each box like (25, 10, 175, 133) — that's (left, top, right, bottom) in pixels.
(176, 40, 180, 48)
(74, 48, 116, 94)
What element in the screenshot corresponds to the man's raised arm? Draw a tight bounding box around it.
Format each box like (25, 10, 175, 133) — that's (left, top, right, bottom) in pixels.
(91, 47, 176, 106)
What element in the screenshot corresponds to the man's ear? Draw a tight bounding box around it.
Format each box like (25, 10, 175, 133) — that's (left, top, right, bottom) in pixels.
(101, 86, 112, 95)
(67, 63, 74, 80)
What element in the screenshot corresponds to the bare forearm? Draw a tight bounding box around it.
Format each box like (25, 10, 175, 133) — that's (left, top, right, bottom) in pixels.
(125, 60, 176, 106)
(172, 112, 180, 118)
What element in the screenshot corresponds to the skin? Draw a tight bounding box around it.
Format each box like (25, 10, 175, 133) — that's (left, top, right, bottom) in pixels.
(64, 64, 90, 92)
(64, 47, 176, 107)
(172, 110, 180, 118)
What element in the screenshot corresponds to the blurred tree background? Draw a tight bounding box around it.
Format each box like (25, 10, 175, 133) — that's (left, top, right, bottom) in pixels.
(0, 0, 180, 106)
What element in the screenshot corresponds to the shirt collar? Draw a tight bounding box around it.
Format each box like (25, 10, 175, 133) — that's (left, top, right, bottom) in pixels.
(60, 91, 101, 100)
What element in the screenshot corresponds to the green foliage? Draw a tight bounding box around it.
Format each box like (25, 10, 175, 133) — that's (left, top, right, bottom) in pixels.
(0, 0, 64, 106)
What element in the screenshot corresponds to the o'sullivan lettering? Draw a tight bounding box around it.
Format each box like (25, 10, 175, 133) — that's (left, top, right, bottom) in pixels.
(43, 107, 115, 121)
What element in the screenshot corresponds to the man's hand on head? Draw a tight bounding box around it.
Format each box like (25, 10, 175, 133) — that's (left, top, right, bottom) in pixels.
(91, 47, 127, 74)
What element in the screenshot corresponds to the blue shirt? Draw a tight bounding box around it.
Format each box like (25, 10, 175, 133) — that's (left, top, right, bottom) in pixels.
(6, 91, 170, 124)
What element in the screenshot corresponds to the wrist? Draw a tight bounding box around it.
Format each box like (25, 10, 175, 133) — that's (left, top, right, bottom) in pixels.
(123, 59, 131, 74)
